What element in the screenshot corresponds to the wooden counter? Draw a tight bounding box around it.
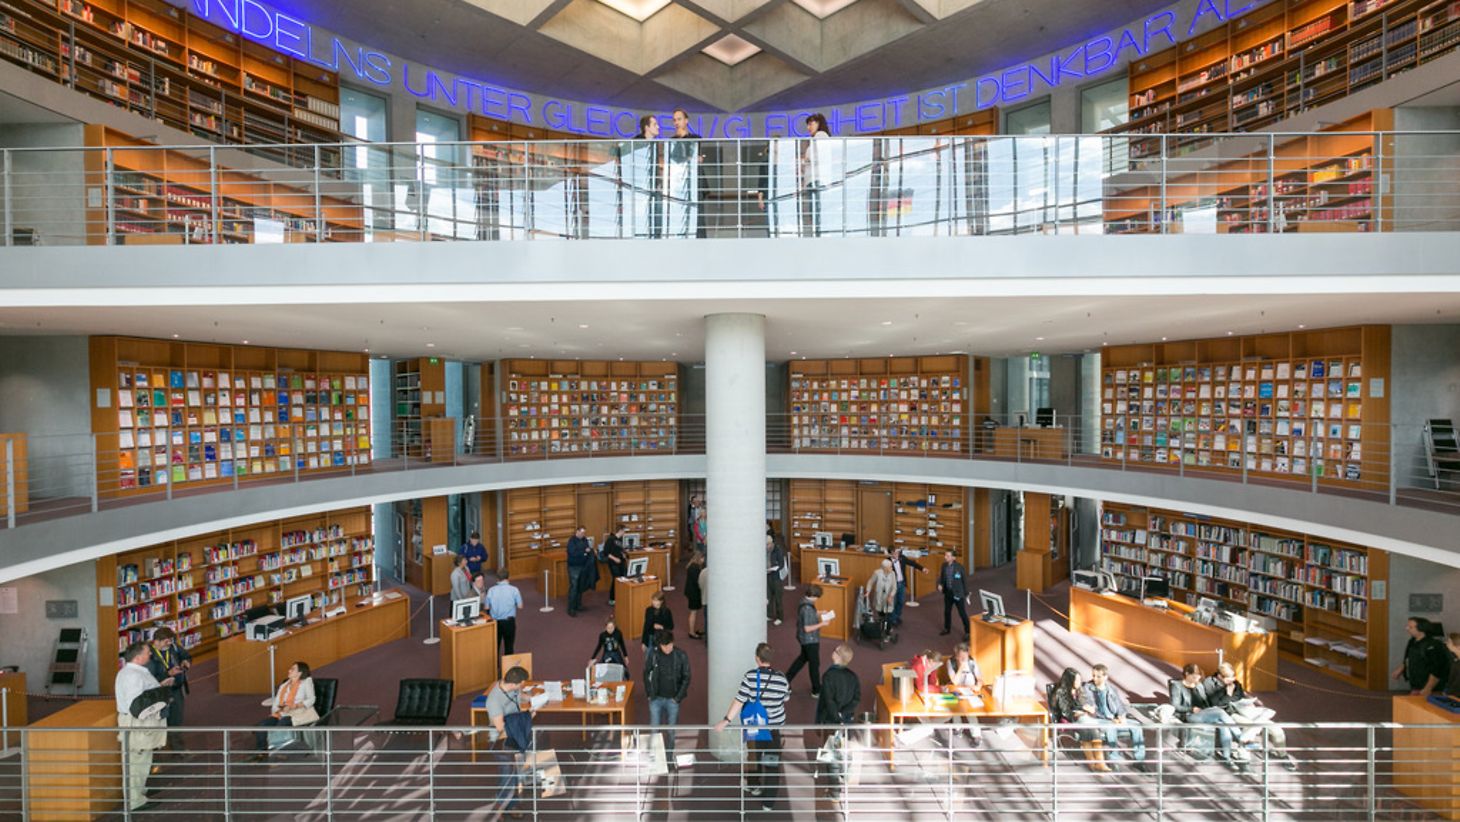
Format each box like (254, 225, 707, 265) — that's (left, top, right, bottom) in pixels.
(218, 590, 411, 694)
(539, 550, 568, 598)
(1393, 695, 1460, 820)
(1068, 586, 1277, 691)
(992, 426, 1070, 461)
(811, 578, 854, 641)
(616, 576, 663, 641)
(441, 618, 498, 694)
(971, 617, 1033, 682)
(627, 548, 672, 590)
(26, 699, 121, 821)
(1, 670, 26, 748)
(0, 433, 27, 516)
(799, 547, 925, 598)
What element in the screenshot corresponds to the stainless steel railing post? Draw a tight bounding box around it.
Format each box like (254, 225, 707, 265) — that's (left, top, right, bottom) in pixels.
(105, 147, 116, 245)
(314, 145, 324, 243)
(2, 148, 11, 247)
(90, 433, 98, 513)
(222, 730, 233, 820)
(427, 729, 436, 816)
(1366, 724, 1377, 822)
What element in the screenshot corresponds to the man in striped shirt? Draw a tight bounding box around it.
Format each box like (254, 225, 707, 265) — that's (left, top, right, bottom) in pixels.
(714, 642, 790, 813)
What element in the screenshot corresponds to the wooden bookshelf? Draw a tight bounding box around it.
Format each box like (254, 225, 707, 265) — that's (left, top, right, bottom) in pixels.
(788, 479, 967, 565)
(1099, 501, 1390, 689)
(876, 108, 999, 136)
(94, 505, 373, 669)
(0, 0, 342, 157)
(501, 359, 680, 459)
(503, 480, 681, 579)
(1099, 325, 1390, 491)
(392, 357, 446, 459)
(89, 336, 371, 498)
(789, 356, 970, 454)
(0, 433, 27, 516)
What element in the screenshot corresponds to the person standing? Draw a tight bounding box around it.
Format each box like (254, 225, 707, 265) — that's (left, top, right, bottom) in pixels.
(785, 584, 832, 698)
(115, 642, 171, 812)
(865, 559, 898, 637)
(713, 643, 791, 814)
(484, 666, 535, 819)
(566, 525, 592, 617)
(816, 644, 861, 725)
(889, 546, 928, 627)
(936, 551, 971, 636)
(485, 574, 524, 656)
(1393, 616, 1451, 696)
(644, 630, 691, 760)
(460, 532, 489, 580)
(602, 526, 629, 605)
(798, 113, 830, 237)
(630, 115, 664, 239)
(684, 550, 707, 639)
(642, 590, 675, 654)
(766, 535, 787, 625)
(146, 626, 191, 746)
(450, 554, 475, 603)
(668, 108, 703, 238)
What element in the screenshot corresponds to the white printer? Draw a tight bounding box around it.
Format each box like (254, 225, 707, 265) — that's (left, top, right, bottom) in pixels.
(247, 614, 284, 641)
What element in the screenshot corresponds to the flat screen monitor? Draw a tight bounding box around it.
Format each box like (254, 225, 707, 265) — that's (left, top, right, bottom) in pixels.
(1196, 596, 1220, 613)
(817, 557, 841, 580)
(839, 532, 857, 548)
(452, 597, 481, 626)
(285, 594, 312, 624)
(594, 663, 626, 683)
(812, 532, 835, 550)
(979, 589, 1005, 621)
(623, 533, 642, 550)
(1072, 570, 1102, 590)
(1035, 407, 1056, 428)
(242, 604, 278, 623)
(626, 557, 650, 578)
(1141, 576, 1171, 601)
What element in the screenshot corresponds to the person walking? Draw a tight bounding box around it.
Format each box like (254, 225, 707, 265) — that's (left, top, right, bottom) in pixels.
(644, 630, 691, 761)
(115, 642, 171, 813)
(713, 643, 791, 814)
(642, 590, 675, 654)
(785, 584, 832, 698)
(766, 535, 787, 625)
(602, 526, 629, 605)
(889, 546, 928, 627)
(865, 559, 898, 638)
(816, 644, 861, 725)
(684, 550, 707, 639)
(937, 551, 972, 636)
(566, 525, 593, 617)
(485, 574, 524, 656)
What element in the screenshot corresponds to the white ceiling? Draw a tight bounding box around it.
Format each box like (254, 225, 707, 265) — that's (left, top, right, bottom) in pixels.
(3, 293, 1459, 362)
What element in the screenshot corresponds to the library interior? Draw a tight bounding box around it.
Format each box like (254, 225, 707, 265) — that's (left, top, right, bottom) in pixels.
(3, 0, 1460, 818)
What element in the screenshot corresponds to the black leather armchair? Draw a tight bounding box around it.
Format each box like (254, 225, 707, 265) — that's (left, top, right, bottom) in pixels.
(388, 678, 454, 726)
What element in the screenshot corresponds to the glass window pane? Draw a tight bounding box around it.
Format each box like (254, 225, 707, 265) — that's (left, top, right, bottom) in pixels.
(1004, 101, 1051, 136)
(1081, 78, 1129, 133)
(341, 87, 387, 143)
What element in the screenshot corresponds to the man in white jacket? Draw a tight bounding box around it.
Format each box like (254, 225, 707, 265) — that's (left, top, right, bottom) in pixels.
(115, 642, 171, 812)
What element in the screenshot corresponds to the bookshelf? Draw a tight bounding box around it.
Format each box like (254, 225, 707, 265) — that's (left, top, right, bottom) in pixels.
(501, 359, 680, 459)
(875, 108, 999, 136)
(95, 506, 373, 663)
(0, 0, 342, 158)
(789, 356, 970, 454)
(89, 336, 371, 498)
(392, 358, 446, 459)
(1099, 501, 1390, 689)
(787, 479, 967, 564)
(0, 433, 27, 516)
(1108, 0, 1460, 147)
(1098, 325, 1391, 492)
(503, 480, 681, 579)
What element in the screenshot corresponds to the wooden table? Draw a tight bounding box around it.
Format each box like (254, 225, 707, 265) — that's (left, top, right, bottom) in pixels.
(1, 670, 26, 748)
(1393, 695, 1460, 820)
(874, 682, 1048, 768)
(971, 617, 1033, 683)
(441, 618, 498, 694)
(1068, 587, 1278, 691)
(812, 577, 853, 641)
(26, 699, 121, 820)
(992, 426, 1070, 461)
(471, 681, 635, 762)
(218, 590, 411, 694)
(616, 576, 663, 641)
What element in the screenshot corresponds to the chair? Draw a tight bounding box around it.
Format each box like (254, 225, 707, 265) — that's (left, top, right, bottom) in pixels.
(1424, 419, 1460, 490)
(387, 678, 454, 726)
(502, 653, 533, 679)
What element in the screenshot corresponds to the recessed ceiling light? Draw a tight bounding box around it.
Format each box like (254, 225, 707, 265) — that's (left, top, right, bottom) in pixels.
(881, 321, 893, 326)
(578, 324, 590, 329)
(702, 33, 761, 66)
(172, 333, 180, 338)
(1227, 331, 1234, 336)
(1161, 337, 1167, 341)
(1035, 337, 1045, 341)
(594, 0, 670, 22)
(241, 340, 249, 344)
(1297, 324, 1306, 329)
(363, 348, 369, 353)
(791, 0, 858, 18)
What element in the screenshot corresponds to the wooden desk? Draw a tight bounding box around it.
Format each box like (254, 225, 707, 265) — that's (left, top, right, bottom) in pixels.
(627, 548, 672, 590)
(992, 427, 1070, 461)
(616, 577, 663, 641)
(1, 670, 26, 748)
(1068, 587, 1277, 691)
(1393, 696, 1460, 820)
(0, 433, 27, 516)
(539, 550, 568, 598)
(874, 683, 1048, 767)
(218, 590, 411, 694)
(971, 617, 1033, 683)
(812, 578, 853, 641)
(440, 619, 498, 694)
(26, 699, 121, 821)
(471, 681, 635, 762)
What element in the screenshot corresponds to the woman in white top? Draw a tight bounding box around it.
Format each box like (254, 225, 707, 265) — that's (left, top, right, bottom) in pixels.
(255, 661, 319, 754)
(945, 642, 984, 742)
(799, 113, 830, 237)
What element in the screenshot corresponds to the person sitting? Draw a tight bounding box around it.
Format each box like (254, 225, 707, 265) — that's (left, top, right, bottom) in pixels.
(945, 642, 984, 745)
(910, 649, 942, 696)
(1202, 662, 1297, 771)
(1050, 667, 1107, 772)
(1161, 663, 1245, 772)
(1081, 663, 1147, 771)
(254, 661, 318, 757)
(589, 617, 630, 678)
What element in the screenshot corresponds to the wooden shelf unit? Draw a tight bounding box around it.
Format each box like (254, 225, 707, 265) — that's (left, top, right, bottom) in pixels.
(83, 125, 364, 245)
(95, 506, 373, 668)
(876, 108, 999, 136)
(1099, 501, 1390, 689)
(788, 479, 967, 564)
(0, 433, 28, 516)
(1098, 325, 1390, 492)
(90, 336, 371, 498)
(503, 480, 681, 579)
(789, 355, 970, 454)
(1108, 0, 1460, 147)
(392, 357, 446, 459)
(501, 359, 680, 459)
(0, 0, 342, 156)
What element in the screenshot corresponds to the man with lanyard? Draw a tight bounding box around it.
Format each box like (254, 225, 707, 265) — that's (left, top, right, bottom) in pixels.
(460, 532, 489, 580)
(486, 574, 524, 656)
(936, 550, 972, 636)
(116, 642, 172, 812)
(889, 546, 928, 627)
(484, 666, 535, 819)
(147, 626, 191, 748)
(566, 525, 592, 617)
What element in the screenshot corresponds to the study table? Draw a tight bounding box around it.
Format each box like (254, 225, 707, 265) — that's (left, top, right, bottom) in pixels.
(874, 683, 1049, 768)
(471, 681, 635, 762)
(1068, 587, 1278, 691)
(218, 589, 411, 695)
(1393, 695, 1460, 820)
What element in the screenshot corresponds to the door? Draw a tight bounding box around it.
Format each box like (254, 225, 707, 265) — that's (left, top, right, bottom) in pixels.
(578, 488, 612, 547)
(856, 484, 893, 547)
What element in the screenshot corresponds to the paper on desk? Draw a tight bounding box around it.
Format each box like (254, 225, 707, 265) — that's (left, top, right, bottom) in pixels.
(529, 692, 551, 711)
(543, 681, 564, 701)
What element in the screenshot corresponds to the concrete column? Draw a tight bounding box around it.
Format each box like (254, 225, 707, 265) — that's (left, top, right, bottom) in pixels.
(704, 313, 767, 750)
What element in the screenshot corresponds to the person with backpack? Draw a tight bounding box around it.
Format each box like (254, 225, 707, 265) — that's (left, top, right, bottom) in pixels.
(714, 642, 791, 813)
(784, 584, 833, 698)
(643, 630, 691, 759)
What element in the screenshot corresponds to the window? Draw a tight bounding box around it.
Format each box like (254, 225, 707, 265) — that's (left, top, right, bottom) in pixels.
(341, 87, 389, 239)
(1080, 78, 1128, 133)
(1003, 100, 1052, 136)
(341, 87, 387, 143)
(1028, 354, 1051, 411)
(399, 108, 473, 239)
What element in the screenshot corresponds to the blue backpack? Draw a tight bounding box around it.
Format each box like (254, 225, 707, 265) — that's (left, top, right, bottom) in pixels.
(740, 669, 772, 742)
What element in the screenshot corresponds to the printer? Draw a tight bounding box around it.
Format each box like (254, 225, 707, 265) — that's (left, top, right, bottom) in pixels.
(247, 614, 285, 641)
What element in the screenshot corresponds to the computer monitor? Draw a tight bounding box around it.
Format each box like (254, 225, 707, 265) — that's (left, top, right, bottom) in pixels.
(817, 557, 841, 580)
(1096, 571, 1119, 593)
(623, 533, 642, 550)
(242, 603, 279, 624)
(594, 663, 626, 683)
(452, 597, 481, 626)
(1196, 596, 1220, 614)
(284, 594, 312, 624)
(812, 532, 835, 550)
(626, 557, 650, 578)
(979, 589, 1005, 621)
(1072, 570, 1102, 591)
(1035, 407, 1056, 428)
(1140, 576, 1171, 601)
(839, 532, 857, 548)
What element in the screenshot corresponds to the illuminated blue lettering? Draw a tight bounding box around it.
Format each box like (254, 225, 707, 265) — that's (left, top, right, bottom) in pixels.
(854, 103, 882, 133)
(946, 83, 965, 113)
(585, 106, 611, 136)
(1083, 36, 1115, 75)
(1114, 28, 1145, 63)
(273, 12, 307, 58)
(1144, 12, 1177, 52)
(507, 93, 532, 125)
(194, 0, 239, 31)
(1187, 0, 1225, 37)
(330, 41, 365, 78)
(402, 64, 433, 98)
(1028, 57, 1057, 90)
(885, 96, 909, 128)
(974, 77, 1000, 109)
(1056, 48, 1086, 83)
(1226, 0, 1258, 16)
(479, 85, 508, 119)
(429, 73, 458, 108)
(1000, 66, 1030, 103)
(542, 100, 569, 130)
(240, 0, 272, 39)
(614, 111, 637, 137)
(789, 112, 812, 137)
(362, 52, 390, 85)
(918, 90, 946, 120)
(723, 115, 749, 138)
(765, 114, 788, 136)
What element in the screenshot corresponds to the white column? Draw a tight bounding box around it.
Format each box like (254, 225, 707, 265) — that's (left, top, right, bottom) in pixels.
(704, 313, 766, 753)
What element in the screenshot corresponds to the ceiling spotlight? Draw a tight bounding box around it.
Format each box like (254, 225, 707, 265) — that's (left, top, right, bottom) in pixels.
(790, 351, 798, 356)
(881, 321, 893, 326)
(242, 340, 249, 345)
(1297, 324, 1306, 329)
(426, 343, 436, 348)
(1161, 337, 1167, 341)
(172, 333, 180, 339)
(1226, 331, 1234, 336)
(578, 324, 590, 329)
(1035, 336, 1045, 341)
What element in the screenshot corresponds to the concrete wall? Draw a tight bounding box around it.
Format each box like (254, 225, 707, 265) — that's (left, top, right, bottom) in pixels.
(1080, 352, 1102, 455)
(1389, 324, 1460, 486)
(0, 335, 92, 499)
(0, 123, 87, 246)
(370, 358, 392, 461)
(1392, 107, 1460, 232)
(0, 559, 101, 695)
(1388, 553, 1460, 688)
